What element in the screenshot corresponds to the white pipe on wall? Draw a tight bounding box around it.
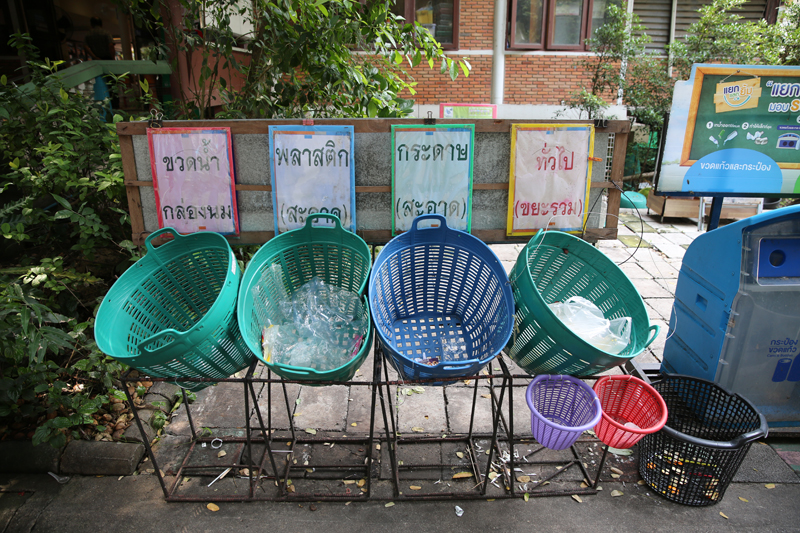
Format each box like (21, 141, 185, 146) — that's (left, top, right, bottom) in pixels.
(490, 0, 507, 105)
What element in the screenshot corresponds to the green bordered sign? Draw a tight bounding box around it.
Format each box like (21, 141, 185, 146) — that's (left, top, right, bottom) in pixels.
(391, 124, 475, 234)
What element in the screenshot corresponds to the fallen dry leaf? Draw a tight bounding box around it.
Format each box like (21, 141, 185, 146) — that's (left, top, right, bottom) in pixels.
(481, 394, 491, 399)
(456, 452, 464, 459)
(765, 484, 776, 489)
(609, 467, 623, 475)
(610, 473, 621, 479)
(739, 497, 749, 502)
(517, 475, 531, 483)
(351, 423, 357, 427)
(720, 512, 729, 519)
(453, 472, 474, 480)
(411, 427, 424, 433)
(385, 502, 395, 508)
(217, 450, 227, 458)
(572, 495, 583, 503)
(207, 503, 219, 512)
(305, 428, 317, 435)
(637, 480, 646, 485)
(409, 485, 422, 490)
(343, 480, 356, 485)
(580, 482, 589, 488)
(611, 490, 624, 497)
(357, 479, 366, 487)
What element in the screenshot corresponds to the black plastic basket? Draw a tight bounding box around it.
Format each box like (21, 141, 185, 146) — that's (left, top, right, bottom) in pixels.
(638, 374, 768, 506)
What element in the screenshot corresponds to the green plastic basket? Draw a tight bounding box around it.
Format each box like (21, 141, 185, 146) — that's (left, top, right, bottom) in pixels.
(237, 214, 373, 383)
(95, 228, 254, 391)
(506, 230, 659, 376)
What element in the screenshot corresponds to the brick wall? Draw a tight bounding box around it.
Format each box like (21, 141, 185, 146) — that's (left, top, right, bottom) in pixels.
(404, 55, 602, 106)
(401, 1, 618, 108)
(458, 0, 494, 50)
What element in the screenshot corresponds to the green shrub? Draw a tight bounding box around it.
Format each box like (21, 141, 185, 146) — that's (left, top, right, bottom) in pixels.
(0, 35, 133, 447)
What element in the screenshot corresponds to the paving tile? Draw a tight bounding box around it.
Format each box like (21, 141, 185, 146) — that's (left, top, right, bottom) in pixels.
(654, 225, 681, 233)
(632, 349, 661, 367)
(616, 224, 636, 236)
(631, 278, 673, 299)
(445, 384, 498, 434)
(662, 232, 694, 246)
(167, 381, 250, 435)
(624, 220, 657, 233)
(293, 385, 349, 431)
(489, 244, 521, 262)
(619, 263, 652, 279)
(345, 382, 383, 434)
(252, 381, 301, 432)
(655, 277, 677, 294)
(394, 386, 448, 435)
(636, 260, 680, 279)
(652, 243, 687, 260)
(645, 298, 675, 322)
(618, 235, 653, 248)
(596, 237, 626, 248)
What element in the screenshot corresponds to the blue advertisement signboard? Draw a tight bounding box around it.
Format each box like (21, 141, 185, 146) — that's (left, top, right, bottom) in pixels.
(657, 64, 800, 197)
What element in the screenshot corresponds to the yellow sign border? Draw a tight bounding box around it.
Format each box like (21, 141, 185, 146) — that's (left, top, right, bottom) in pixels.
(506, 124, 594, 237)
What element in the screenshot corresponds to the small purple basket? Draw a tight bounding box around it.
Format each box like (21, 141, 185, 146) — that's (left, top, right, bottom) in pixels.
(526, 374, 602, 450)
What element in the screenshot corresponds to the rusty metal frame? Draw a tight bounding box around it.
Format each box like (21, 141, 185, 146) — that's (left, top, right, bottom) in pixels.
(375, 350, 600, 500)
(122, 354, 380, 502)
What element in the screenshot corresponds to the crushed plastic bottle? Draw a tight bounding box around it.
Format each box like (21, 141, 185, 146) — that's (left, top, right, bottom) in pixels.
(257, 274, 366, 371)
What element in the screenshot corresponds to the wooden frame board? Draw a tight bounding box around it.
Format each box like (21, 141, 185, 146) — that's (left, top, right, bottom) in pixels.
(118, 118, 629, 246)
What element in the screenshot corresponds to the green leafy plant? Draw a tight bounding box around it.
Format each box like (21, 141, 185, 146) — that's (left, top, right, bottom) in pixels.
(623, 54, 675, 133)
(150, 401, 168, 431)
(0, 35, 133, 447)
(120, 0, 470, 119)
(669, 0, 800, 81)
(558, 2, 649, 120)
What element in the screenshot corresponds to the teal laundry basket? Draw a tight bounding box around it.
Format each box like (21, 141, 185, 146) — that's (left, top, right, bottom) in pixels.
(506, 230, 659, 376)
(95, 228, 254, 391)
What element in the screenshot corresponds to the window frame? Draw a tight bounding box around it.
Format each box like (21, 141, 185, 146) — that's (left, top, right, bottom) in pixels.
(509, 0, 600, 52)
(396, 0, 460, 51)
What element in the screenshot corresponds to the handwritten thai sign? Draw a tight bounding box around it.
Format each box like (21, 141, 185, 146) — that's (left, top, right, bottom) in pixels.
(268, 126, 355, 234)
(391, 124, 474, 233)
(506, 124, 594, 235)
(148, 127, 239, 235)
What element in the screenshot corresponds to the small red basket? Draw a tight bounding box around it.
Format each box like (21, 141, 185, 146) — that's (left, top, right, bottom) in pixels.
(593, 375, 668, 449)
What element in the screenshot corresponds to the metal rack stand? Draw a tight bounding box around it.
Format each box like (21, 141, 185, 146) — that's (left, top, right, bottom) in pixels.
(122, 352, 380, 502)
(124, 345, 631, 502)
(376, 350, 599, 500)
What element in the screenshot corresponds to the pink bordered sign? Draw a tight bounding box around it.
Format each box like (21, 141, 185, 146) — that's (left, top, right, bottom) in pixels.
(147, 127, 239, 235)
(439, 103, 497, 119)
(506, 124, 595, 236)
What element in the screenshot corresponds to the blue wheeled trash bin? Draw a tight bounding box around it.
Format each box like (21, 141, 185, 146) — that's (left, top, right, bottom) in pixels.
(662, 204, 800, 427)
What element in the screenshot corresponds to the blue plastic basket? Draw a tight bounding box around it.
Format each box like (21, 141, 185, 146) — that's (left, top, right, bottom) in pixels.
(368, 215, 515, 382)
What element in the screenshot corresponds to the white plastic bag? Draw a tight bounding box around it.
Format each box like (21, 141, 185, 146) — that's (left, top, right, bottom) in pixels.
(548, 296, 631, 355)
